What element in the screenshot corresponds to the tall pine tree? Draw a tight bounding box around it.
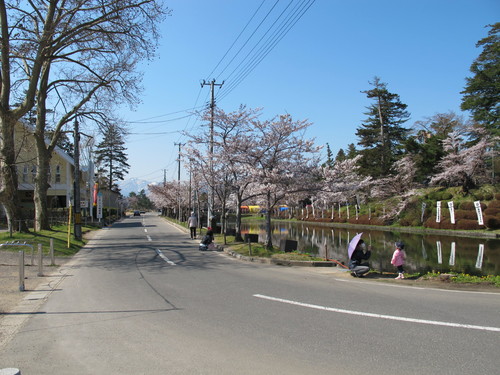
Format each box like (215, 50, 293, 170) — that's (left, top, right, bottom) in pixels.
(461, 23, 500, 136)
(356, 77, 410, 178)
(95, 124, 130, 192)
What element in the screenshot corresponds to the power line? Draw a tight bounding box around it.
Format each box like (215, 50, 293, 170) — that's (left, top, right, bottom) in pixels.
(206, 0, 267, 81)
(212, 0, 281, 81)
(217, 0, 316, 102)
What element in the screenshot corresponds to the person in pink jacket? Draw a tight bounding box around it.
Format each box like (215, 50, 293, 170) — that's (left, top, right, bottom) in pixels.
(391, 241, 406, 279)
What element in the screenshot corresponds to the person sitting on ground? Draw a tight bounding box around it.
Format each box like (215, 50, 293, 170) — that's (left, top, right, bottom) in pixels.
(201, 228, 214, 245)
(349, 239, 372, 277)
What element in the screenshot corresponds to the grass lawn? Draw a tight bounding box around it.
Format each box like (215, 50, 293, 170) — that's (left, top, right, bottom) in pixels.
(0, 224, 99, 257)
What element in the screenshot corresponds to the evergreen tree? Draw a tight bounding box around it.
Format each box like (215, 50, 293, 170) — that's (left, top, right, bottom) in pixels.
(324, 143, 335, 167)
(356, 77, 410, 178)
(461, 23, 500, 135)
(334, 148, 346, 163)
(346, 143, 357, 159)
(95, 124, 130, 192)
(406, 112, 466, 183)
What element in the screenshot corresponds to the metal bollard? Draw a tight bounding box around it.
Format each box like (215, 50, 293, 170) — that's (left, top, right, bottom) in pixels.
(50, 238, 55, 266)
(37, 243, 43, 277)
(19, 250, 25, 292)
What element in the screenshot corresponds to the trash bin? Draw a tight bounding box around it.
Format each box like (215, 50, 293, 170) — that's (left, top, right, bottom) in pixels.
(280, 239, 297, 253)
(244, 233, 259, 243)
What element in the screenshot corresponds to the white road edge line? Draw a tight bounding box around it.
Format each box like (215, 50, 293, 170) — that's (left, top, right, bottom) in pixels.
(253, 294, 500, 333)
(154, 248, 176, 266)
(333, 278, 500, 296)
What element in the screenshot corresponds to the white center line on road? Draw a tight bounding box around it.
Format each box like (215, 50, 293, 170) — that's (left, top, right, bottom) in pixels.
(147, 235, 152, 242)
(144, 228, 148, 233)
(253, 294, 500, 333)
(154, 248, 176, 266)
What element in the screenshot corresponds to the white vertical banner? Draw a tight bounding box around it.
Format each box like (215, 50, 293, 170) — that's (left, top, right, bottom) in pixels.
(436, 241, 442, 264)
(436, 201, 441, 223)
(476, 244, 484, 269)
(474, 201, 484, 225)
(449, 242, 456, 266)
(97, 192, 103, 219)
(447, 201, 455, 224)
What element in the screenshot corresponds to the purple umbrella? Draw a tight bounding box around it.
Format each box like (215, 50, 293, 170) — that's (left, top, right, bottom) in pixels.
(347, 232, 363, 259)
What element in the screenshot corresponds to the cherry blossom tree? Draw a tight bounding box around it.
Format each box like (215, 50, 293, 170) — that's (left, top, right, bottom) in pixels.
(371, 155, 417, 198)
(316, 155, 371, 205)
(241, 114, 320, 249)
(429, 127, 498, 191)
(185, 106, 261, 239)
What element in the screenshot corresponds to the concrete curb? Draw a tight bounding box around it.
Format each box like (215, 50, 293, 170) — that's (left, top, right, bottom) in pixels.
(223, 248, 340, 268)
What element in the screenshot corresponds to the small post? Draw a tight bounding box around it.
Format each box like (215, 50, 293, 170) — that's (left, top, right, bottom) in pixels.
(19, 250, 25, 292)
(325, 244, 328, 261)
(248, 237, 252, 257)
(50, 238, 55, 266)
(37, 243, 44, 277)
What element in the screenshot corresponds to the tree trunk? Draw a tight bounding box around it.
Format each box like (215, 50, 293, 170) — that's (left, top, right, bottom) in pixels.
(234, 194, 244, 242)
(265, 191, 273, 249)
(0, 116, 29, 233)
(33, 140, 52, 231)
(33, 63, 52, 231)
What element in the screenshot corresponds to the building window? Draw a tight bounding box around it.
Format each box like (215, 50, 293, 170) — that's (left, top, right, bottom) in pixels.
(22, 165, 28, 183)
(55, 165, 61, 183)
(47, 165, 52, 184)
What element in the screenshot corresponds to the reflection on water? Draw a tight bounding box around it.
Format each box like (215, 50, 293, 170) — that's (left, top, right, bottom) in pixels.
(240, 221, 500, 276)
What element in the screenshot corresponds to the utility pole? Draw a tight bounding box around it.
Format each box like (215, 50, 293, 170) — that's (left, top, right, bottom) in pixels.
(201, 79, 224, 228)
(174, 142, 184, 221)
(73, 118, 82, 241)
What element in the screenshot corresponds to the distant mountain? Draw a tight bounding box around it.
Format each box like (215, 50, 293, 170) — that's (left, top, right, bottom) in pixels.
(118, 178, 156, 196)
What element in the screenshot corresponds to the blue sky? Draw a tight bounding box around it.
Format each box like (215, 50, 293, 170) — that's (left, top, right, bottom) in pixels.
(119, 0, 499, 184)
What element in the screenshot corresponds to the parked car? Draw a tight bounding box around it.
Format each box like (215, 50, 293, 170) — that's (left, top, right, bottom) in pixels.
(133, 210, 141, 216)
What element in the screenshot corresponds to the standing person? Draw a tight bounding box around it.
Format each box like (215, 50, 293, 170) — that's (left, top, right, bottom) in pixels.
(349, 239, 372, 277)
(391, 241, 406, 279)
(188, 212, 198, 239)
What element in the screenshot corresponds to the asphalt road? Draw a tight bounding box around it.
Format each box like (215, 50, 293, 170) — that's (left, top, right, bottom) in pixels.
(1, 213, 499, 374)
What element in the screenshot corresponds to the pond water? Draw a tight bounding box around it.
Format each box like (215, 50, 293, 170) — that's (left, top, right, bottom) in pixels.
(239, 221, 500, 276)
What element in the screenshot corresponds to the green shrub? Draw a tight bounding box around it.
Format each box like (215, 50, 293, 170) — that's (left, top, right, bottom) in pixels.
(455, 210, 478, 220)
(485, 216, 500, 229)
(439, 218, 455, 230)
(424, 218, 440, 229)
(458, 201, 475, 210)
(456, 219, 483, 230)
(484, 208, 500, 217)
(487, 200, 500, 209)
